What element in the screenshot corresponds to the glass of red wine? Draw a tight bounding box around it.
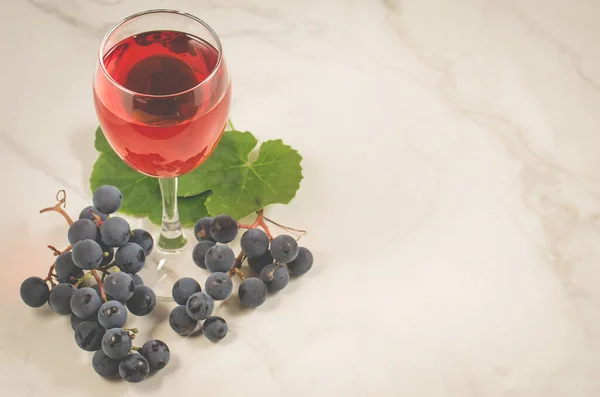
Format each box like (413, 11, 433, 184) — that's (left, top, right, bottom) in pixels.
(94, 10, 231, 298)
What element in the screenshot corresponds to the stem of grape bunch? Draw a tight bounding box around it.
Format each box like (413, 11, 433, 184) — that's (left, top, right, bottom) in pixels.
(237, 209, 307, 241)
(237, 209, 273, 240)
(90, 270, 107, 301)
(39, 190, 74, 226)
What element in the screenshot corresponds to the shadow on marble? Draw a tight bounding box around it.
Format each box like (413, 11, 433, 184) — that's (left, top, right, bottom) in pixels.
(218, 289, 282, 316)
(144, 302, 171, 338)
(135, 354, 181, 391)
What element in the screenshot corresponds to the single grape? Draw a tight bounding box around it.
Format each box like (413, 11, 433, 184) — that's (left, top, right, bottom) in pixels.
(192, 240, 215, 269)
(68, 218, 100, 245)
(70, 313, 95, 331)
(49, 283, 76, 314)
(209, 214, 238, 243)
(169, 305, 197, 336)
(248, 250, 274, 274)
(100, 217, 131, 247)
(72, 239, 104, 270)
(205, 244, 235, 273)
(55, 252, 83, 284)
(185, 292, 214, 320)
(126, 286, 156, 316)
(172, 277, 201, 305)
(79, 206, 108, 222)
(140, 340, 170, 371)
(93, 185, 123, 215)
(98, 300, 127, 329)
(20, 277, 50, 308)
(92, 350, 120, 378)
(129, 229, 154, 255)
(115, 243, 146, 274)
(103, 272, 135, 302)
(238, 278, 268, 308)
(205, 272, 233, 301)
(287, 247, 313, 276)
(74, 321, 105, 351)
(70, 287, 102, 319)
(202, 316, 228, 342)
(259, 264, 290, 293)
(270, 235, 299, 263)
(240, 229, 269, 258)
(130, 273, 144, 286)
(194, 217, 215, 242)
(100, 242, 114, 266)
(101, 328, 132, 359)
(119, 353, 150, 383)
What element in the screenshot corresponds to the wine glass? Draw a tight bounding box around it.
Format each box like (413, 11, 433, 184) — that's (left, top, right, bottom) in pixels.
(93, 9, 231, 299)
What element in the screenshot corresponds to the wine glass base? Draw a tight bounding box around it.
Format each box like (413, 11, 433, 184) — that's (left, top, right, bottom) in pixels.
(139, 244, 192, 302)
(157, 233, 187, 252)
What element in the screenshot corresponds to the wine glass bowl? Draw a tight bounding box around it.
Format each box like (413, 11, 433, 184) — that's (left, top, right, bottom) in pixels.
(93, 10, 232, 299)
(94, 11, 231, 178)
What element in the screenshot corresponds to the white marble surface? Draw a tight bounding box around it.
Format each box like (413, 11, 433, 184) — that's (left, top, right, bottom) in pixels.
(2, 0, 600, 395)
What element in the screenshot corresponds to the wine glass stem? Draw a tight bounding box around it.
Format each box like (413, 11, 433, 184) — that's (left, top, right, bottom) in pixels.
(157, 177, 187, 251)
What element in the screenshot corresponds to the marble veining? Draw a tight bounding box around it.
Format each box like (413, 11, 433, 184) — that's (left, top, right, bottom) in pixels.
(2, 0, 600, 396)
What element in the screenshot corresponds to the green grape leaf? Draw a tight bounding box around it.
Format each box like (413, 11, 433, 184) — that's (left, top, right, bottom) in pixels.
(90, 128, 209, 226)
(178, 130, 303, 219)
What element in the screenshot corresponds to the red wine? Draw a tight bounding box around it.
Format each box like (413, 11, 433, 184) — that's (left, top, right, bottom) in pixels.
(94, 30, 231, 177)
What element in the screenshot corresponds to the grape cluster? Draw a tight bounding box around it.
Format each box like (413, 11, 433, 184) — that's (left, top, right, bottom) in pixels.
(19, 185, 168, 383)
(169, 277, 229, 342)
(181, 213, 313, 316)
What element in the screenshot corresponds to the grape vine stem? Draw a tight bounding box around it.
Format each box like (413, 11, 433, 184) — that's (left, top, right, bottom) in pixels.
(265, 264, 280, 281)
(44, 245, 73, 286)
(48, 244, 72, 256)
(228, 267, 246, 281)
(44, 264, 56, 287)
(233, 251, 246, 269)
(39, 190, 74, 226)
(125, 328, 139, 340)
(90, 270, 107, 301)
(238, 209, 273, 240)
(263, 216, 307, 240)
(91, 212, 104, 227)
(74, 273, 93, 287)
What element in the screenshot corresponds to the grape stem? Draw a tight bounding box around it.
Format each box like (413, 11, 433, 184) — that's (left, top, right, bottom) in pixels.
(39, 190, 74, 226)
(125, 329, 138, 340)
(263, 216, 307, 240)
(91, 211, 104, 227)
(99, 265, 116, 275)
(238, 209, 273, 240)
(44, 264, 56, 287)
(228, 267, 246, 281)
(43, 245, 73, 287)
(90, 270, 107, 301)
(48, 244, 72, 256)
(74, 272, 94, 287)
(265, 263, 280, 281)
(234, 251, 246, 269)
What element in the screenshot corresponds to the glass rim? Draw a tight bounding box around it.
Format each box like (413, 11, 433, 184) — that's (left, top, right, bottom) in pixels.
(97, 9, 224, 98)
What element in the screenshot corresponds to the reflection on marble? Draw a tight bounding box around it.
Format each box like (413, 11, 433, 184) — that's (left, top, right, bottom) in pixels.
(2, 0, 600, 396)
